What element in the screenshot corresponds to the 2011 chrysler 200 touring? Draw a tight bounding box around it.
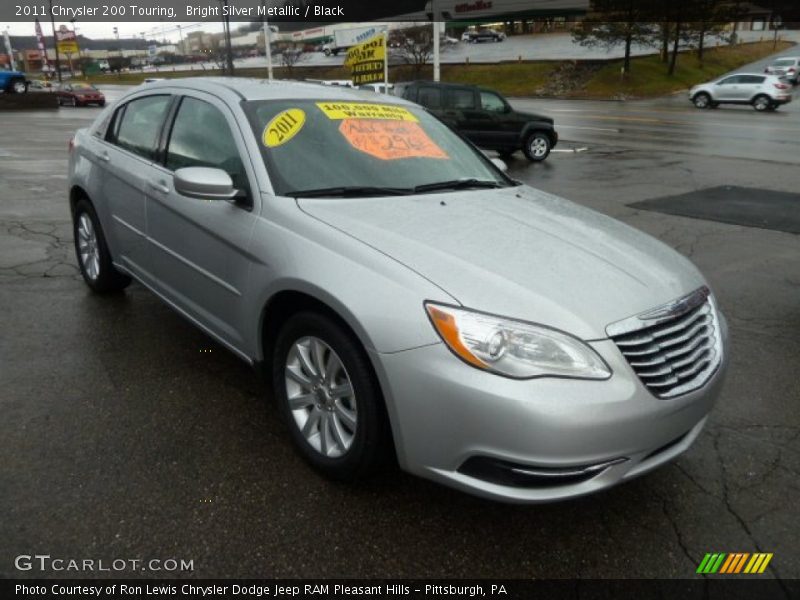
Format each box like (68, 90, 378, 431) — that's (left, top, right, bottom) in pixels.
(68, 79, 729, 502)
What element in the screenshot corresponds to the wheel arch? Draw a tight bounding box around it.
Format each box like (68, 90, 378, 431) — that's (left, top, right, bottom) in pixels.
(69, 185, 91, 214)
(258, 287, 400, 460)
(519, 123, 556, 146)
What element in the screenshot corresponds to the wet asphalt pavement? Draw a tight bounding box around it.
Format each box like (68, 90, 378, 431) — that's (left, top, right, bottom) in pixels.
(0, 80, 798, 582)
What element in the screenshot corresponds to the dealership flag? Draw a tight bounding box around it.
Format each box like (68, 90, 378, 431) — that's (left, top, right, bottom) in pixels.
(345, 33, 387, 86)
(34, 19, 51, 71)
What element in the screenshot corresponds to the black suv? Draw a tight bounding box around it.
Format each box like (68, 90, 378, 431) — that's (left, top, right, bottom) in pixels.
(396, 81, 558, 162)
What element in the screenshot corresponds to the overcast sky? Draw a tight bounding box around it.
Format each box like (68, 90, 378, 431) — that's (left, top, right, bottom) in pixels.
(2, 21, 226, 42)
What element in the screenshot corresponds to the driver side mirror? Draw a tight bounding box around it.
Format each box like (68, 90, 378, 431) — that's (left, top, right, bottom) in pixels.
(174, 167, 238, 201)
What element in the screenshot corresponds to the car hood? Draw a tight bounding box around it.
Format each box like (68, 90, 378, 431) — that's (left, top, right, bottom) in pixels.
(297, 186, 706, 340)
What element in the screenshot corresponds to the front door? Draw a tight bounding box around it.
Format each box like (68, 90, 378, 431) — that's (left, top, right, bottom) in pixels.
(145, 93, 259, 353)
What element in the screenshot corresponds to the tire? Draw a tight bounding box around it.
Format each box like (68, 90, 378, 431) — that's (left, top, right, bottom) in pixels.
(8, 78, 28, 94)
(522, 132, 551, 162)
(72, 198, 131, 293)
(272, 311, 392, 481)
(752, 95, 771, 112)
(693, 92, 711, 109)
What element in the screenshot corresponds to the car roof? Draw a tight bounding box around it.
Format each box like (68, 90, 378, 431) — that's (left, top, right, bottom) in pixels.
(140, 77, 415, 106)
(771, 56, 800, 60)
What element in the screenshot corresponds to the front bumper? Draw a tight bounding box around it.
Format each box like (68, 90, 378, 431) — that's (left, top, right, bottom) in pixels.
(371, 317, 729, 503)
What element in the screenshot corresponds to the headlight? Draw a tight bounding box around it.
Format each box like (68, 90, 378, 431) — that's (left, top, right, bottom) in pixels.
(425, 303, 611, 380)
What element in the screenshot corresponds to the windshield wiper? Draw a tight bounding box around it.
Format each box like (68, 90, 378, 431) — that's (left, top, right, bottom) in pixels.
(413, 179, 505, 194)
(287, 186, 413, 198)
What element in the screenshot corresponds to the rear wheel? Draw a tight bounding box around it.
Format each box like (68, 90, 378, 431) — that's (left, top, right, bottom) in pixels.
(693, 92, 711, 109)
(752, 95, 771, 111)
(272, 311, 392, 481)
(73, 198, 131, 293)
(522, 132, 551, 162)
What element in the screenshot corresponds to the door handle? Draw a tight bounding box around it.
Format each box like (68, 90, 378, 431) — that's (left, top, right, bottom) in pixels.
(98, 152, 110, 162)
(147, 180, 170, 194)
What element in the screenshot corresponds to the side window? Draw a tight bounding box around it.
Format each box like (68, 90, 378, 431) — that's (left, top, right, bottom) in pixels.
(718, 76, 741, 85)
(450, 89, 477, 110)
(166, 97, 249, 196)
(740, 75, 765, 84)
(111, 95, 171, 160)
(480, 91, 507, 113)
(417, 86, 442, 109)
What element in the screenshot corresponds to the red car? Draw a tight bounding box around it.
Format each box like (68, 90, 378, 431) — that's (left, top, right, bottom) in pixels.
(56, 82, 105, 107)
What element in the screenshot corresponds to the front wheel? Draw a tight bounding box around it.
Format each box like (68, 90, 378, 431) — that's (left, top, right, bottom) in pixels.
(272, 311, 392, 481)
(752, 95, 771, 112)
(73, 198, 131, 293)
(693, 92, 711, 109)
(522, 132, 551, 162)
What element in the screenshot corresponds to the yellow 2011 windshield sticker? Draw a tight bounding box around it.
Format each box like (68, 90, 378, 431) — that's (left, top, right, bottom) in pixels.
(316, 102, 418, 122)
(263, 109, 306, 148)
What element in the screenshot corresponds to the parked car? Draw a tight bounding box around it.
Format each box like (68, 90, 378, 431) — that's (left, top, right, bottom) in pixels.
(56, 82, 106, 107)
(463, 29, 504, 43)
(689, 73, 792, 112)
(764, 56, 800, 85)
(396, 81, 558, 161)
(67, 78, 728, 503)
(0, 69, 29, 94)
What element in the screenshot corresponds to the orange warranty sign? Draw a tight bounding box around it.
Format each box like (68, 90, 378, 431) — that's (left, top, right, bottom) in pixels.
(338, 119, 449, 161)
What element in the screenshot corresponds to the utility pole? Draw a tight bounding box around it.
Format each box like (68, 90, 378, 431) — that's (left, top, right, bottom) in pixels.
(47, 0, 63, 82)
(177, 25, 185, 56)
(262, 0, 273, 80)
(218, 0, 234, 75)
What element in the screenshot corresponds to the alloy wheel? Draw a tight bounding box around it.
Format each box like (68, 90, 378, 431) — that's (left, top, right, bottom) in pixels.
(753, 96, 770, 111)
(529, 136, 549, 158)
(285, 336, 357, 458)
(77, 213, 100, 281)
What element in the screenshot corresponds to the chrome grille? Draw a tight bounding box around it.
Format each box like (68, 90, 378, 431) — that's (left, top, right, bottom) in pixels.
(607, 287, 723, 399)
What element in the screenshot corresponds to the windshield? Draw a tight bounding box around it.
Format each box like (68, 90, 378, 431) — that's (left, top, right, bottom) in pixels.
(242, 99, 511, 197)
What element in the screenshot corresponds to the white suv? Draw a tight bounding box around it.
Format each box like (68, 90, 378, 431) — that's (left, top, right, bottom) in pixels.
(765, 56, 800, 85)
(689, 73, 793, 112)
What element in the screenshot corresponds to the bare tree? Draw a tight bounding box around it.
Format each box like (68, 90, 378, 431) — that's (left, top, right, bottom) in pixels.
(279, 43, 307, 78)
(572, 0, 659, 76)
(389, 26, 435, 78)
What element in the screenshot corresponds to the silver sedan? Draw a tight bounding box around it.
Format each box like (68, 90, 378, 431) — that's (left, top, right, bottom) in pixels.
(68, 78, 729, 502)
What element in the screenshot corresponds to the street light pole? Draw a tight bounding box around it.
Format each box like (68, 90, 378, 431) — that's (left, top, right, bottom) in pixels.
(47, 0, 63, 82)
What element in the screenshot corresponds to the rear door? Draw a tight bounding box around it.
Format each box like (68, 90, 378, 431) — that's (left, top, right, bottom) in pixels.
(145, 92, 259, 352)
(98, 94, 173, 281)
(443, 87, 481, 143)
(739, 75, 766, 101)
